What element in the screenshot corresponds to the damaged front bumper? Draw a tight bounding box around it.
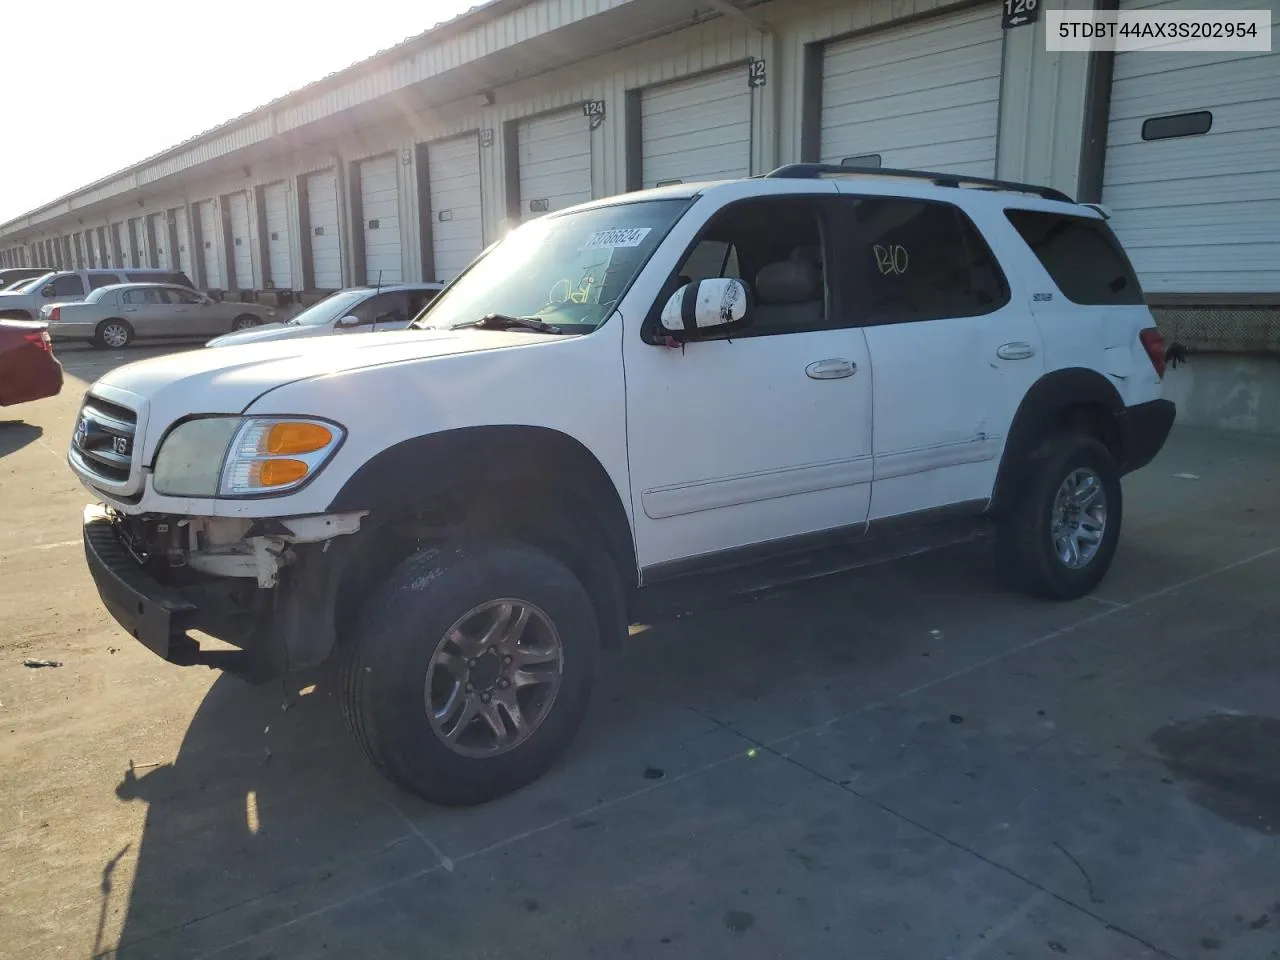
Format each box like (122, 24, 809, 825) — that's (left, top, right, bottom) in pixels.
(82, 504, 365, 681)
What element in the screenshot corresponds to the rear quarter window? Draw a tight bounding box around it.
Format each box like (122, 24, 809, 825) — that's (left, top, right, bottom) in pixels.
(1005, 210, 1144, 306)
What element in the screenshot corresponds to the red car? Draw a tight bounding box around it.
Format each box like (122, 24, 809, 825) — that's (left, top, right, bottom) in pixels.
(0, 320, 63, 407)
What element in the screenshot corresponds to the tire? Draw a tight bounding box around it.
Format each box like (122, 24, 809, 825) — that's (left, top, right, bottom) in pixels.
(994, 432, 1123, 601)
(231, 314, 259, 331)
(94, 319, 133, 349)
(339, 540, 599, 805)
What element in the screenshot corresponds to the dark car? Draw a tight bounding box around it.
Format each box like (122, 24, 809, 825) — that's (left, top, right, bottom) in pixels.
(0, 320, 63, 406)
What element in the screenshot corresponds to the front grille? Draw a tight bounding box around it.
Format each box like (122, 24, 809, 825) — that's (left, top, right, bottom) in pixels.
(71, 394, 138, 486)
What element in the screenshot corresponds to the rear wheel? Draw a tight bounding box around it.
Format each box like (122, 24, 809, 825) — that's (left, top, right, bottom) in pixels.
(231, 314, 259, 331)
(995, 433, 1122, 600)
(94, 319, 133, 349)
(339, 540, 598, 805)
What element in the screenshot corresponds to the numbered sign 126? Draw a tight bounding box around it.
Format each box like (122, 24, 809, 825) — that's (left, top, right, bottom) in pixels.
(1002, 0, 1039, 29)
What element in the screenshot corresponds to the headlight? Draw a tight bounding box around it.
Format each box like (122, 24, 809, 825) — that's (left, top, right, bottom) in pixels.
(152, 416, 344, 497)
(151, 418, 242, 496)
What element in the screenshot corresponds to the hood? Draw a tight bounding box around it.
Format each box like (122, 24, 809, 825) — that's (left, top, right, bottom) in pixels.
(93, 327, 558, 422)
(205, 321, 321, 347)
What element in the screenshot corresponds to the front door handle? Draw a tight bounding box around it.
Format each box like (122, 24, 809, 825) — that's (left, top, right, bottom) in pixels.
(997, 342, 1037, 361)
(806, 358, 856, 380)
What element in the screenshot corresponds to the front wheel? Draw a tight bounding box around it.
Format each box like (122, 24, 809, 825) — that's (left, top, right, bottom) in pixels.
(94, 319, 133, 349)
(231, 314, 259, 331)
(339, 541, 599, 805)
(995, 433, 1123, 600)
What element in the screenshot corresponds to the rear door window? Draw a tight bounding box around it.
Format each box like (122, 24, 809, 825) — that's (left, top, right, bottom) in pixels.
(406, 289, 440, 317)
(88, 273, 121, 290)
(1005, 210, 1144, 306)
(838, 198, 1009, 324)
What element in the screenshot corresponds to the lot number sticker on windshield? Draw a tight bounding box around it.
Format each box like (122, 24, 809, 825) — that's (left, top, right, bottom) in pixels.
(581, 227, 652, 250)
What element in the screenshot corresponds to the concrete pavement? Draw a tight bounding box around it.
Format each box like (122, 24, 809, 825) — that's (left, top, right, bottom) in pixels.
(1, 344, 1277, 960)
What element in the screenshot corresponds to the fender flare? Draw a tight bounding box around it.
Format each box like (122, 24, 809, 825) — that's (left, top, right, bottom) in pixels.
(990, 367, 1126, 514)
(322, 425, 637, 650)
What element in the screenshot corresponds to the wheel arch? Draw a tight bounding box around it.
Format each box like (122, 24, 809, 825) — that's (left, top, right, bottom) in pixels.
(991, 367, 1127, 516)
(322, 425, 637, 654)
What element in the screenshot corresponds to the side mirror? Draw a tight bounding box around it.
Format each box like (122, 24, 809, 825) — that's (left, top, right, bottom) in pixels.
(336, 314, 361, 329)
(659, 278, 751, 340)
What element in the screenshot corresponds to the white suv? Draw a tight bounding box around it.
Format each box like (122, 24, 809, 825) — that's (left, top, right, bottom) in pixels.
(70, 165, 1176, 805)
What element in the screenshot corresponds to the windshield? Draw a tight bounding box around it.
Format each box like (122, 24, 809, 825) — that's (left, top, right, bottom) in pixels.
(415, 199, 690, 333)
(286, 289, 370, 326)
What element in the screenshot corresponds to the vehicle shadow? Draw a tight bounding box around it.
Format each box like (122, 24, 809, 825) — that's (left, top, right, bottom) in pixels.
(0, 420, 42, 458)
(99, 543, 1018, 959)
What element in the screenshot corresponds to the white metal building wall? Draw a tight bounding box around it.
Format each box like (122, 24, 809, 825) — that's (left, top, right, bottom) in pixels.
(1102, 0, 1280, 293)
(197, 200, 223, 289)
(174, 207, 193, 280)
(640, 67, 753, 187)
(227, 192, 253, 289)
(820, 5, 1003, 176)
(427, 135, 485, 282)
(517, 109, 593, 219)
(306, 170, 342, 289)
(263, 181, 293, 289)
(360, 154, 402, 284)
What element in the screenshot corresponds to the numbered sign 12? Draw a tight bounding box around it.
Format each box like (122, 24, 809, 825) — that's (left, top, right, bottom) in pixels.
(1002, 0, 1039, 29)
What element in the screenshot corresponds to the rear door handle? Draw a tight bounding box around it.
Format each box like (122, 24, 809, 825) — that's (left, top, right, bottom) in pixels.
(806, 358, 856, 380)
(996, 342, 1037, 361)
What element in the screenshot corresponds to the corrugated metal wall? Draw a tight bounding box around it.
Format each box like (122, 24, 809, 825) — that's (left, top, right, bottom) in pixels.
(0, 0, 1111, 296)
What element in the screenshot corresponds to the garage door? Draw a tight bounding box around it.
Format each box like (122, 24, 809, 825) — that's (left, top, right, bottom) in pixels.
(227, 192, 253, 289)
(640, 67, 753, 187)
(149, 213, 169, 269)
(112, 223, 127, 268)
(197, 200, 223, 289)
(360, 154, 402, 284)
(129, 219, 146, 267)
(173, 208, 193, 280)
(427, 135, 484, 282)
(820, 5, 1003, 176)
(1102, 0, 1279, 293)
(263, 181, 292, 289)
(517, 109, 592, 219)
(306, 170, 342, 289)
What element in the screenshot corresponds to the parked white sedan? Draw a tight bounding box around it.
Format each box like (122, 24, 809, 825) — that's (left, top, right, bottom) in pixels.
(42, 283, 275, 348)
(205, 282, 444, 347)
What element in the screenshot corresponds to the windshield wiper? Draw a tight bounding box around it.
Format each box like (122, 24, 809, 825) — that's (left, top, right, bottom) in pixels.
(452, 313, 565, 334)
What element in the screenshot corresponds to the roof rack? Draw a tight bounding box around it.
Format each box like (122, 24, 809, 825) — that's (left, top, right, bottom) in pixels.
(765, 163, 1075, 204)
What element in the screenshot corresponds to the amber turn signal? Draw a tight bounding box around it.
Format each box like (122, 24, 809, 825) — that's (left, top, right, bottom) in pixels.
(264, 422, 333, 455)
(250, 458, 310, 487)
